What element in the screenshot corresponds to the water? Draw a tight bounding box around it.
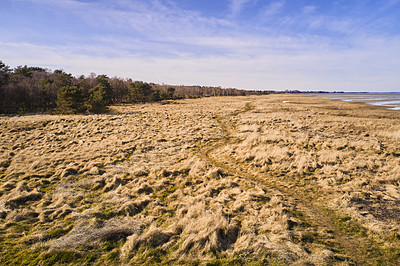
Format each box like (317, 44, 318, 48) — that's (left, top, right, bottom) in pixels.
(318, 93, 400, 110)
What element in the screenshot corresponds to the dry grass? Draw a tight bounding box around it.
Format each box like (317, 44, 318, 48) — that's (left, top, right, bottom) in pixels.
(0, 95, 399, 264)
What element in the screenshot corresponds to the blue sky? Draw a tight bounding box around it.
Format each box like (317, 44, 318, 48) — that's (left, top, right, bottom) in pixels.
(1, 0, 399, 91)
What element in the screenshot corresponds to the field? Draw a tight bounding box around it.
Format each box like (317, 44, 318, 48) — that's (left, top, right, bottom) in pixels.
(1, 94, 400, 265)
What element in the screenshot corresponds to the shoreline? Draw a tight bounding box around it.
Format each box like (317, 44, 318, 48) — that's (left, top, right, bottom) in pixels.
(314, 92, 400, 111)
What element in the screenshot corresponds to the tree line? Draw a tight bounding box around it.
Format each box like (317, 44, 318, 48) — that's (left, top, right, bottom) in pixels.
(0, 60, 270, 114)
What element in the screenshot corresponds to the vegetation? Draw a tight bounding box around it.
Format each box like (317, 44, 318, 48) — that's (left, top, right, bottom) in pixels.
(0, 60, 271, 114)
(56, 86, 85, 114)
(88, 76, 113, 113)
(129, 81, 154, 103)
(1, 59, 399, 264)
(0, 95, 399, 264)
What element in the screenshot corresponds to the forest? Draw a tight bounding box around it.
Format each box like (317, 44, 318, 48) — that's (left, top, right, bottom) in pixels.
(0, 60, 271, 114)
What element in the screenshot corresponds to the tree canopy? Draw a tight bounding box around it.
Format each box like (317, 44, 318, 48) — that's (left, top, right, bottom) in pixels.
(56, 85, 85, 114)
(0, 59, 268, 114)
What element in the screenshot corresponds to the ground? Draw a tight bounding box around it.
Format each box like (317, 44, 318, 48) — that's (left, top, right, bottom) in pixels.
(0, 95, 399, 265)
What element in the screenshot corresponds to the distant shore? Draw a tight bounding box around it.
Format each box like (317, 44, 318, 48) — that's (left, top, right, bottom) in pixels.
(317, 92, 400, 110)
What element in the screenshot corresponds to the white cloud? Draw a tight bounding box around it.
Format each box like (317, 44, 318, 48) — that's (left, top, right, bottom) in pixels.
(2, 33, 399, 91)
(264, 0, 286, 17)
(229, 0, 253, 16)
(379, 0, 400, 11)
(303, 5, 317, 14)
(3, 0, 400, 91)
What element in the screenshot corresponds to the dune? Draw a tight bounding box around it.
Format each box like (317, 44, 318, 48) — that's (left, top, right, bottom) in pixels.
(0, 95, 399, 264)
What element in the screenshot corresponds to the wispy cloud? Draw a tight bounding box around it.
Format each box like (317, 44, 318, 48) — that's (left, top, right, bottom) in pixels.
(2, 0, 400, 91)
(303, 5, 317, 14)
(2, 31, 399, 91)
(263, 0, 286, 17)
(229, 0, 253, 16)
(379, 0, 400, 11)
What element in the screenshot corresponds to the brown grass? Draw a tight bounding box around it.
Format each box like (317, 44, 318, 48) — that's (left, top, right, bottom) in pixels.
(0, 95, 399, 264)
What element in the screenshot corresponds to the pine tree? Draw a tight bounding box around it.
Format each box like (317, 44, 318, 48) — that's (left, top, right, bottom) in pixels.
(56, 85, 86, 114)
(88, 83, 112, 113)
(129, 81, 153, 103)
(88, 75, 113, 113)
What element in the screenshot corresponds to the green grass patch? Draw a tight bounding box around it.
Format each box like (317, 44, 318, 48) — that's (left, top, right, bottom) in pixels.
(46, 226, 72, 239)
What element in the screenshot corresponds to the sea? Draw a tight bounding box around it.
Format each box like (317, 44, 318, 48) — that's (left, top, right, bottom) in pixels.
(318, 93, 400, 110)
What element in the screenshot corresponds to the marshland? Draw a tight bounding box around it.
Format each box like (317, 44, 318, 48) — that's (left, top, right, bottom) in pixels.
(1, 94, 399, 264)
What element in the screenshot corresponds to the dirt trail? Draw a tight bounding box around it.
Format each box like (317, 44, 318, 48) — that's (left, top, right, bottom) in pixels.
(197, 101, 383, 265)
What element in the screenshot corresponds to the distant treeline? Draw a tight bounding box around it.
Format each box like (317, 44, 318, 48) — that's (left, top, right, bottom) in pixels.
(0, 60, 273, 114)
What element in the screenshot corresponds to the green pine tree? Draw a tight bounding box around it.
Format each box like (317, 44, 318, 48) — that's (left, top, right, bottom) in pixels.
(88, 83, 113, 113)
(56, 85, 86, 114)
(129, 81, 153, 103)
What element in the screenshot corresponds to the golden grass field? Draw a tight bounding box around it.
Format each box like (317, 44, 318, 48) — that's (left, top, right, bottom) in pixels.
(0, 94, 399, 265)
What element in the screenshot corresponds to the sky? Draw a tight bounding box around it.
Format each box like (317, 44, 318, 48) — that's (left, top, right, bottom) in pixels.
(1, 0, 400, 91)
